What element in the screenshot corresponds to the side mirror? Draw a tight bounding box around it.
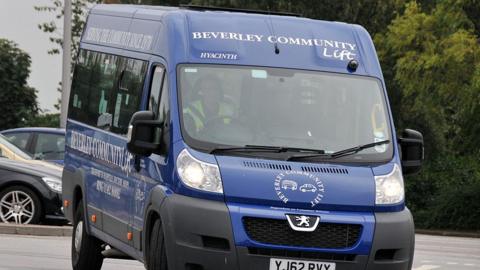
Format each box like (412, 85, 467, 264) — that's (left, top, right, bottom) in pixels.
(398, 129, 424, 175)
(126, 111, 163, 157)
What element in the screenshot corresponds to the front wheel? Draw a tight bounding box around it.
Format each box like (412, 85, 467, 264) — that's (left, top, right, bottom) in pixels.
(146, 219, 168, 270)
(71, 200, 104, 270)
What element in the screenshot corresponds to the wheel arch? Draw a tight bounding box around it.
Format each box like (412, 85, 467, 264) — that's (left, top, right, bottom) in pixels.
(142, 185, 169, 263)
(72, 185, 84, 220)
(0, 180, 46, 215)
(62, 166, 89, 231)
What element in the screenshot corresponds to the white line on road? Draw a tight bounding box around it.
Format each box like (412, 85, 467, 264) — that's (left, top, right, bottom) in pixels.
(416, 249, 480, 259)
(416, 244, 480, 252)
(413, 265, 441, 270)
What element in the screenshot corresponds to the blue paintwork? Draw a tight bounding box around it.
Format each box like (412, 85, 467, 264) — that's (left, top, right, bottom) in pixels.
(65, 4, 406, 261)
(217, 154, 376, 212)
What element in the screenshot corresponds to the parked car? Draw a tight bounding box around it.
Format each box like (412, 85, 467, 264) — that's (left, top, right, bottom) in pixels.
(0, 134, 63, 172)
(1, 128, 65, 165)
(0, 157, 64, 224)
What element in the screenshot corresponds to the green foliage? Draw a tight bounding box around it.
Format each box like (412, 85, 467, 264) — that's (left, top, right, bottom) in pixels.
(462, 0, 480, 36)
(187, 0, 406, 35)
(406, 155, 480, 230)
(0, 39, 39, 130)
(375, 1, 480, 231)
(375, 1, 480, 157)
(26, 113, 61, 128)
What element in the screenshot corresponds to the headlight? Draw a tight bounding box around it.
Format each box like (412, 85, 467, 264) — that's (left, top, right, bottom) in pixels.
(375, 164, 404, 205)
(42, 177, 62, 193)
(176, 149, 223, 193)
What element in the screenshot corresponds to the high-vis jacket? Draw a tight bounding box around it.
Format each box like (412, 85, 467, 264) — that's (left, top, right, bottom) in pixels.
(183, 100, 234, 132)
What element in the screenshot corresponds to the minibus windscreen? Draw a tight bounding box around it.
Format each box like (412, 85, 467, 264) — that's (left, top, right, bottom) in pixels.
(178, 65, 393, 162)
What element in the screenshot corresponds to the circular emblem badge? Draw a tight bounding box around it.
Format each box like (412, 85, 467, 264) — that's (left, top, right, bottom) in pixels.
(274, 171, 325, 207)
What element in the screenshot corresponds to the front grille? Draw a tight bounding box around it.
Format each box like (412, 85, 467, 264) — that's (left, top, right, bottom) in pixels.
(248, 247, 356, 261)
(243, 217, 362, 249)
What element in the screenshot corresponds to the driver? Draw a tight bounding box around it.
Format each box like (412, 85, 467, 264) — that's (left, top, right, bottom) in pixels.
(183, 75, 234, 134)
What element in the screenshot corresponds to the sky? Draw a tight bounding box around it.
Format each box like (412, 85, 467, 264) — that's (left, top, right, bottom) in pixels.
(0, 0, 62, 113)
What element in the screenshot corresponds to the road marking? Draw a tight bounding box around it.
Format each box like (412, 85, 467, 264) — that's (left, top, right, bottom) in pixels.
(446, 262, 458, 265)
(421, 260, 433, 263)
(415, 249, 480, 259)
(416, 244, 479, 252)
(413, 265, 441, 270)
(464, 263, 476, 267)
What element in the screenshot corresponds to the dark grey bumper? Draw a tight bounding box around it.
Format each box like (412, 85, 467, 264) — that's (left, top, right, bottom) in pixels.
(160, 195, 414, 270)
(160, 195, 237, 270)
(366, 209, 415, 270)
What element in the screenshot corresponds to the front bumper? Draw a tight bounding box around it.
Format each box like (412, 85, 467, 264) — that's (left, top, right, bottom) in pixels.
(43, 192, 67, 221)
(160, 195, 414, 270)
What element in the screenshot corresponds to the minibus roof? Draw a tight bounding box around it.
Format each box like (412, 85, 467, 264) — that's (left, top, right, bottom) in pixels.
(83, 4, 383, 77)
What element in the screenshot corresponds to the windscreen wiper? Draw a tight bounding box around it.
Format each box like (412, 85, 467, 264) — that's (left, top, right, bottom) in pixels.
(210, 145, 326, 155)
(210, 145, 282, 154)
(286, 140, 390, 161)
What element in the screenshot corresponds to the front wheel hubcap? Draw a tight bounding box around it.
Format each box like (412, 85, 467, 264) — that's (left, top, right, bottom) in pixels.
(74, 220, 84, 252)
(0, 190, 35, 224)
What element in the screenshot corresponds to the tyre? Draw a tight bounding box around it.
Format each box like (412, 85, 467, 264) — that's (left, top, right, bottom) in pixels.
(0, 185, 42, 224)
(71, 200, 104, 270)
(147, 219, 168, 270)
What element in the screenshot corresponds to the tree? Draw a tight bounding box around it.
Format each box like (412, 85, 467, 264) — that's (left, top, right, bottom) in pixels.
(375, 1, 480, 230)
(35, 0, 101, 57)
(35, 0, 102, 110)
(188, 0, 406, 36)
(374, 1, 480, 157)
(0, 39, 39, 129)
(26, 113, 61, 128)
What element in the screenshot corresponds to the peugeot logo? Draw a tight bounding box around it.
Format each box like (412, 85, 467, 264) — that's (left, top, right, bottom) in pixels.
(285, 214, 320, 232)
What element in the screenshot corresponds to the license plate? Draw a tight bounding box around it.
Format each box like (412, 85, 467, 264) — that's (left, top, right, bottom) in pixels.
(269, 258, 336, 270)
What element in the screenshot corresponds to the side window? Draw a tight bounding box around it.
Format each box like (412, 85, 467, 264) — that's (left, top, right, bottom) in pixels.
(69, 49, 147, 135)
(34, 133, 65, 161)
(148, 65, 170, 155)
(149, 66, 164, 114)
(111, 59, 148, 134)
(69, 49, 120, 129)
(158, 76, 169, 124)
(3, 133, 31, 153)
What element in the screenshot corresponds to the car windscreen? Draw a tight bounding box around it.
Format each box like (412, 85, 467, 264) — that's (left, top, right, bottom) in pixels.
(0, 134, 32, 160)
(178, 64, 393, 163)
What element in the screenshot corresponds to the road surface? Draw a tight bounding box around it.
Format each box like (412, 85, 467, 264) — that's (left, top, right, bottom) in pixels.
(0, 234, 478, 270)
(413, 234, 479, 270)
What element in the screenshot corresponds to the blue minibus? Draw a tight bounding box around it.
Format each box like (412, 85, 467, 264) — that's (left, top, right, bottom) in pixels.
(62, 4, 424, 270)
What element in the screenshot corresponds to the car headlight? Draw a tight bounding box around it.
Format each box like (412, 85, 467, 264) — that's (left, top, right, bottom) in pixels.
(42, 177, 62, 193)
(375, 164, 404, 205)
(176, 149, 223, 193)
